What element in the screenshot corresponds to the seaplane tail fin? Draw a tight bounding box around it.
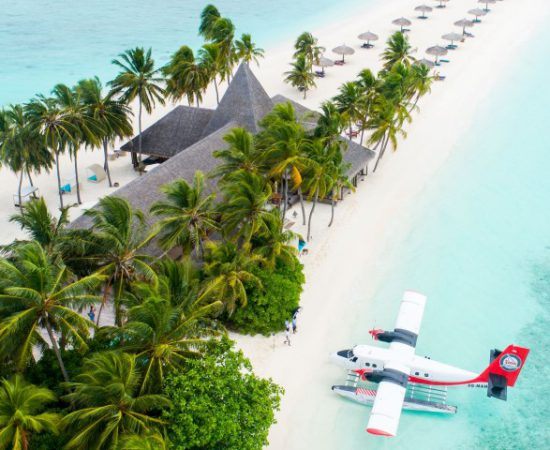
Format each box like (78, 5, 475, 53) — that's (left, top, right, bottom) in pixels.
(477, 345, 529, 387)
(474, 345, 529, 400)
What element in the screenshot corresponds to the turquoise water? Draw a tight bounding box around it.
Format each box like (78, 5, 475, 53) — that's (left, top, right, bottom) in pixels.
(334, 23, 550, 450)
(0, 0, 366, 106)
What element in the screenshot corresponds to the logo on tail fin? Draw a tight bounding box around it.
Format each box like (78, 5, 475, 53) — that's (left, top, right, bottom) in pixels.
(499, 354, 522, 372)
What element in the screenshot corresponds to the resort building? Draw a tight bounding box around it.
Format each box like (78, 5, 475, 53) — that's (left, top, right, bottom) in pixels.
(72, 63, 374, 253)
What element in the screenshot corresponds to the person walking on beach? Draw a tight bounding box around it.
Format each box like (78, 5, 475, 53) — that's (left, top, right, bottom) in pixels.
(87, 305, 96, 323)
(284, 320, 292, 346)
(292, 307, 302, 334)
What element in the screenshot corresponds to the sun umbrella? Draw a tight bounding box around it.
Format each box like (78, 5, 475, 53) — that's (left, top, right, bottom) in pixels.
(436, 0, 450, 8)
(414, 58, 435, 69)
(392, 17, 412, 32)
(468, 8, 488, 22)
(315, 56, 334, 75)
(478, 0, 496, 12)
(442, 32, 463, 49)
(415, 5, 433, 19)
(332, 45, 355, 63)
(358, 31, 379, 48)
(454, 19, 474, 36)
(426, 45, 448, 64)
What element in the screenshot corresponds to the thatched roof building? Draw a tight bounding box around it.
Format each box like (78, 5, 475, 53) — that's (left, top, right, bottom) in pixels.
(71, 63, 375, 253)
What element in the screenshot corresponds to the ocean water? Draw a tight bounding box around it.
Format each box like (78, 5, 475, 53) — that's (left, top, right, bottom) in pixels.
(333, 22, 550, 450)
(0, 0, 366, 106)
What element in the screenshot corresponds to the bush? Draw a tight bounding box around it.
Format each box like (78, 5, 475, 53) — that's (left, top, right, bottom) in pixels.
(163, 338, 283, 450)
(228, 256, 305, 335)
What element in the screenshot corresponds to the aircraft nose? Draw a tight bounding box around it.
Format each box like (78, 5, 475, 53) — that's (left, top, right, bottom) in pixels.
(330, 349, 351, 367)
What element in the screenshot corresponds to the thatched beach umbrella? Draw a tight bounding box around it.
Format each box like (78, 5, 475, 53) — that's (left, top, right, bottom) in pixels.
(478, 0, 496, 12)
(436, 0, 450, 8)
(426, 45, 448, 64)
(442, 32, 463, 49)
(315, 56, 334, 75)
(392, 17, 412, 32)
(358, 31, 379, 48)
(454, 19, 474, 36)
(414, 58, 435, 69)
(415, 5, 433, 19)
(332, 45, 355, 63)
(468, 8, 488, 22)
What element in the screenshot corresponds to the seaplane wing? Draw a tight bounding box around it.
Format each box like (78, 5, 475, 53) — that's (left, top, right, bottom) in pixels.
(388, 291, 427, 356)
(366, 361, 410, 437)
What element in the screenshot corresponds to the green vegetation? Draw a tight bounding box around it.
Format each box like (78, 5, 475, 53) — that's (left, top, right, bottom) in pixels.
(164, 338, 283, 450)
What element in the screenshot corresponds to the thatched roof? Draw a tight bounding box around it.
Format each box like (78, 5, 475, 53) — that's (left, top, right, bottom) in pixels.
(201, 63, 274, 137)
(121, 106, 213, 158)
(70, 122, 238, 255)
(345, 139, 376, 177)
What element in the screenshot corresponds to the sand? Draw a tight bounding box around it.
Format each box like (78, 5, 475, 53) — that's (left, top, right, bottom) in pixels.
(2, 0, 549, 447)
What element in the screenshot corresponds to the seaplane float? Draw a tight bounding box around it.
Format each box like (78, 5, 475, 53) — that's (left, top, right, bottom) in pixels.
(330, 290, 529, 437)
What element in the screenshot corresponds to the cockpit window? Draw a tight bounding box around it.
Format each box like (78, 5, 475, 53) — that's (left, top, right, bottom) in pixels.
(337, 349, 354, 359)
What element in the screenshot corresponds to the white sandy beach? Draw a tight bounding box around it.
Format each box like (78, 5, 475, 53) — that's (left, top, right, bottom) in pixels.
(1, 0, 549, 447)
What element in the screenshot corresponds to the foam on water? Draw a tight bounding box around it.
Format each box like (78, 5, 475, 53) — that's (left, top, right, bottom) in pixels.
(333, 22, 550, 450)
(0, 0, 366, 105)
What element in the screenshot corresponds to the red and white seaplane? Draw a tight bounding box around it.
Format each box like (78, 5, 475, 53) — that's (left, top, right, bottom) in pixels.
(330, 290, 529, 437)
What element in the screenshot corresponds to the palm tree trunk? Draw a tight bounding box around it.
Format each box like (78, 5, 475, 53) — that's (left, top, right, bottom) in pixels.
(373, 133, 389, 173)
(137, 96, 143, 174)
(45, 318, 69, 382)
(54, 150, 64, 208)
(307, 189, 319, 241)
(213, 77, 220, 104)
(360, 125, 366, 145)
(328, 194, 336, 227)
(349, 124, 353, 141)
(17, 170, 24, 211)
(297, 187, 306, 225)
(281, 172, 289, 222)
(73, 149, 82, 204)
(103, 139, 113, 187)
(196, 94, 201, 107)
(27, 169, 34, 188)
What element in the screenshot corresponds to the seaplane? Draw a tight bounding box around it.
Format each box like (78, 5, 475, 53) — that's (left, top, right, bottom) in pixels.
(330, 290, 529, 437)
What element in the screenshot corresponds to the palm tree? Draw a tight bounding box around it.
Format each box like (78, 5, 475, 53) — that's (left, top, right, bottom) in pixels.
(109, 47, 165, 171)
(210, 17, 236, 83)
(76, 77, 134, 187)
(284, 54, 316, 99)
(301, 141, 336, 241)
(265, 120, 312, 224)
(84, 196, 157, 326)
(150, 171, 218, 259)
(201, 242, 263, 315)
(61, 351, 170, 449)
(219, 171, 272, 243)
(333, 81, 365, 140)
(381, 31, 415, 70)
(51, 83, 101, 204)
(107, 295, 222, 394)
(356, 69, 379, 144)
(8, 197, 70, 253)
(0, 242, 103, 381)
(164, 47, 209, 107)
(235, 33, 265, 66)
(0, 376, 60, 450)
(212, 127, 264, 181)
(314, 101, 345, 144)
(198, 4, 221, 41)
(294, 32, 322, 72)
(25, 96, 75, 208)
(408, 63, 433, 112)
(198, 43, 222, 104)
(251, 210, 297, 269)
(0, 105, 52, 209)
(368, 95, 407, 172)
